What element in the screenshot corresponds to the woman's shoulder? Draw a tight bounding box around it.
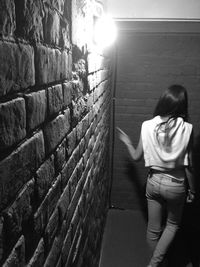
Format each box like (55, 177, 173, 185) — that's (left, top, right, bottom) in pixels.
(142, 116, 159, 131)
(142, 116, 160, 125)
(177, 117, 193, 134)
(180, 118, 193, 128)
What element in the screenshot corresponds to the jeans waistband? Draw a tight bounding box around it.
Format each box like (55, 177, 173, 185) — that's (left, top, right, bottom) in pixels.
(149, 169, 185, 184)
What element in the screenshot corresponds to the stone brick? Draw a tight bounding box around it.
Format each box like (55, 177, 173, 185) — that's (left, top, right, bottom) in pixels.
(44, 221, 66, 267)
(0, 217, 4, 262)
(58, 185, 70, 221)
(44, 209, 59, 251)
(35, 45, 61, 85)
(15, 0, 44, 41)
(0, 0, 16, 36)
(65, 223, 80, 267)
(3, 179, 34, 248)
(55, 139, 66, 173)
(76, 159, 83, 182)
(79, 138, 85, 157)
(2, 235, 25, 267)
(36, 156, 55, 200)
(69, 169, 78, 200)
(63, 81, 72, 107)
(34, 198, 49, 236)
(72, 98, 87, 126)
(68, 51, 73, 80)
(0, 41, 35, 96)
(0, 131, 45, 211)
(82, 148, 90, 168)
(67, 128, 77, 156)
(73, 146, 80, 166)
(43, 109, 70, 154)
(87, 74, 95, 91)
(84, 127, 91, 148)
(87, 94, 94, 114)
(77, 192, 86, 219)
(25, 90, 47, 131)
(34, 176, 61, 236)
(74, 59, 86, 78)
(87, 53, 98, 73)
(43, 6, 60, 45)
(47, 174, 62, 216)
(71, 204, 80, 238)
(61, 155, 76, 189)
(56, 256, 62, 267)
(61, 49, 69, 80)
(82, 114, 89, 136)
(43, 0, 65, 14)
(27, 238, 45, 267)
(34, 176, 61, 239)
(48, 84, 63, 116)
(61, 227, 72, 264)
(0, 98, 26, 151)
(67, 186, 82, 229)
(76, 120, 83, 142)
(60, 18, 70, 49)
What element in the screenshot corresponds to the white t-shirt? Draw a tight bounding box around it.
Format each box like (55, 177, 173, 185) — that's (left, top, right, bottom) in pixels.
(141, 116, 193, 169)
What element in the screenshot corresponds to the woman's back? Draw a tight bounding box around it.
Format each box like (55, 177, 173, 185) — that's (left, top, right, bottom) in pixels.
(141, 115, 193, 169)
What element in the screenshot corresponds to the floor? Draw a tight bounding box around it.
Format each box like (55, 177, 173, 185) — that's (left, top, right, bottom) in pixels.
(99, 209, 150, 267)
(99, 209, 196, 267)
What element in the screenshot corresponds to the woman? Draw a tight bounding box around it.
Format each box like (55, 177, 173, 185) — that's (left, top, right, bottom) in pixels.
(117, 85, 195, 267)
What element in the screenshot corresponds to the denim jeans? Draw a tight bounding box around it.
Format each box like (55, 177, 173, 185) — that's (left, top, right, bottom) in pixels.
(146, 170, 186, 267)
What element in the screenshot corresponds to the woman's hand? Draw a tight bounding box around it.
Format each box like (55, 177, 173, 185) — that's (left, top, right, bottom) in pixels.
(116, 127, 132, 146)
(116, 127, 143, 161)
(186, 190, 195, 203)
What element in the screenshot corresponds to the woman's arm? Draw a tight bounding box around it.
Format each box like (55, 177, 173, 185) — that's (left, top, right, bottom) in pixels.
(117, 127, 143, 161)
(185, 131, 196, 202)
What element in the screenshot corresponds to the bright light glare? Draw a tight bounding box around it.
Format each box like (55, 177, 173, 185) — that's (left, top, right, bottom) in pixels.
(94, 15, 117, 49)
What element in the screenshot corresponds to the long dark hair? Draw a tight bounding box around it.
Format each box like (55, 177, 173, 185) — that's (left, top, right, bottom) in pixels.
(154, 85, 189, 148)
(154, 84, 188, 121)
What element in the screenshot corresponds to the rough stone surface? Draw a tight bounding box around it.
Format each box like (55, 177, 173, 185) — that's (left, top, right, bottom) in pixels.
(60, 18, 70, 49)
(15, 0, 44, 41)
(43, 6, 60, 45)
(48, 84, 63, 116)
(27, 238, 45, 267)
(36, 156, 55, 201)
(0, 98, 26, 151)
(0, 0, 112, 266)
(63, 81, 73, 107)
(43, 109, 71, 154)
(55, 140, 66, 172)
(25, 90, 47, 131)
(67, 128, 77, 156)
(0, 41, 35, 96)
(43, 0, 65, 14)
(0, 0, 16, 36)
(0, 131, 45, 211)
(2, 235, 25, 266)
(35, 45, 61, 85)
(3, 179, 35, 255)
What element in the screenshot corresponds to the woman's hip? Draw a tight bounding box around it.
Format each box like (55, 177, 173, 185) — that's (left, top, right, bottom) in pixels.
(146, 171, 186, 201)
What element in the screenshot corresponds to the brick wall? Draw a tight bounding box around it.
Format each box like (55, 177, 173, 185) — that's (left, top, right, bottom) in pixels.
(0, 0, 113, 266)
(111, 22, 200, 210)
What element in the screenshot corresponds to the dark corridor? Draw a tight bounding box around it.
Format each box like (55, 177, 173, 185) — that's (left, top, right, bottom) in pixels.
(104, 20, 200, 267)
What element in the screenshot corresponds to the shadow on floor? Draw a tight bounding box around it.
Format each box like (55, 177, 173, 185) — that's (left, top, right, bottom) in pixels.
(99, 209, 150, 267)
(99, 208, 199, 267)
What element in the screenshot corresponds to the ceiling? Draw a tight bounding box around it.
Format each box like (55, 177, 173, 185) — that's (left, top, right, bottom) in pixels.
(105, 0, 200, 21)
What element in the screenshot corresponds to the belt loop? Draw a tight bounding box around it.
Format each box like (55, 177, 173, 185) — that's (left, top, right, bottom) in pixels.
(148, 168, 153, 178)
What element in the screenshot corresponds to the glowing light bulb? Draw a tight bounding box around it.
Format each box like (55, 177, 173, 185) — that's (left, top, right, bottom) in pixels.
(94, 14, 117, 49)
